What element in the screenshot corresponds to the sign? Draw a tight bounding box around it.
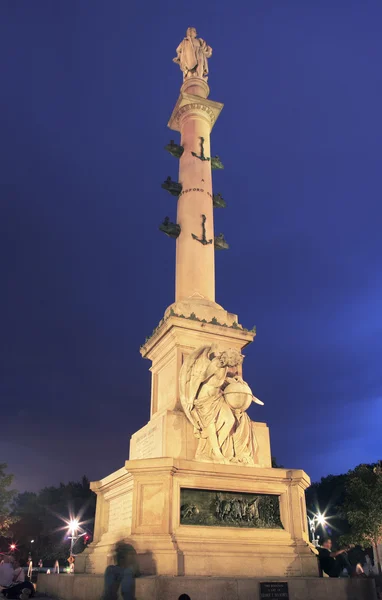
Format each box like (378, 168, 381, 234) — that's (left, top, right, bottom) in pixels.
(260, 582, 289, 599)
(130, 419, 164, 460)
(108, 493, 132, 533)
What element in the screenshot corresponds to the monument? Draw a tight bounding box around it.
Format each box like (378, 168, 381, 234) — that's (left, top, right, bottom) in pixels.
(73, 27, 319, 582)
(37, 26, 377, 600)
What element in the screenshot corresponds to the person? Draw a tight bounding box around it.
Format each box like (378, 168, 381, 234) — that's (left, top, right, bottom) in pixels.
(1, 581, 34, 599)
(364, 554, 376, 576)
(26, 558, 32, 582)
(11, 562, 24, 584)
(318, 539, 363, 577)
(0, 556, 14, 591)
(0, 556, 34, 599)
(102, 542, 138, 600)
(67, 555, 75, 573)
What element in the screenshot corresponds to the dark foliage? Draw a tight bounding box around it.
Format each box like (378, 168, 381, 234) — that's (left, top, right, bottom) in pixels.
(0, 476, 95, 566)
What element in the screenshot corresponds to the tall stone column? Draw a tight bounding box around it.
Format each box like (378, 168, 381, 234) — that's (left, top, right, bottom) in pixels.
(137, 32, 253, 459)
(168, 79, 223, 303)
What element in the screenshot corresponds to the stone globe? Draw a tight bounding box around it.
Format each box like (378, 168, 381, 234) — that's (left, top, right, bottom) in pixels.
(224, 379, 253, 412)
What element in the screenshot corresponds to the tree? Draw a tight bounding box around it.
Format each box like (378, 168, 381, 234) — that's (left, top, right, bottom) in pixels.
(340, 462, 382, 576)
(0, 463, 18, 538)
(305, 472, 349, 546)
(9, 492, 44, 562)
(12, 476, 96, 564)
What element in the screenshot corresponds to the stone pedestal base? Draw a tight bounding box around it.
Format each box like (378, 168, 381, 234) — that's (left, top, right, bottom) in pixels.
(129, 410, 271, 468)
(77, 458, 318, 580)
(129, 410, 198, 462)
(37, 573, 378, 600)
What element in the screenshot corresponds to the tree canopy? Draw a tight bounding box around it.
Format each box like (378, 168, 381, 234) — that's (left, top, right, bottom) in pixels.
(339, 462, 382, 575)
(305, 472, 349, 546)
(0, 476, 96, 565)
(305, 461, 382, 572)
(0, 463, 18, 538)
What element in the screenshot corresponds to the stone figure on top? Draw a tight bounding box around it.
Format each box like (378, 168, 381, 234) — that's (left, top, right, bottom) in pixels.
(173, 27, 212, 81)
(179, 345, 264, 465)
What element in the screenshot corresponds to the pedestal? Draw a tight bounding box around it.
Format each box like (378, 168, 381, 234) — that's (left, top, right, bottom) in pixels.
(74, 308, 315, 578)
(38, 573, 377, 600)
(76, 459, 318, 579)
(134, 310, 269, 467)
(140, 310, 256, 417)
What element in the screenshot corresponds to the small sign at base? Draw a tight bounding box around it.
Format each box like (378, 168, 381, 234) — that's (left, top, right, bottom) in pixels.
(260, 582, 289, 599)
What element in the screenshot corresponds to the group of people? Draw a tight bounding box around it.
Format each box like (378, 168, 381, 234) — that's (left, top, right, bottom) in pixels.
(318, 538, 367, 578)
(0, 556, 34, 599)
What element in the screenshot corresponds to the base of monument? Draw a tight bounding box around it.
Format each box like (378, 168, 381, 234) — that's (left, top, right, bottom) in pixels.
(37, 573, 377, 600)
(78, 458, 318, 580)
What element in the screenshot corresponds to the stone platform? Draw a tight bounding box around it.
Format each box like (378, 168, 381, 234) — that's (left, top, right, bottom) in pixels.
(76, 458, 317, 579)
(38, 573, 377, 600)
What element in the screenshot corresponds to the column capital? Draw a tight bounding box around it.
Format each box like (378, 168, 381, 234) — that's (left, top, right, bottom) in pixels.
(168, 92, 224, 132)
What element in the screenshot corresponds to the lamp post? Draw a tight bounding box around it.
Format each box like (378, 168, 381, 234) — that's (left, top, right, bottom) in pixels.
(68, 519, 79, 557)
(308, 512, 327, 547)
(67, 518, 87, 573)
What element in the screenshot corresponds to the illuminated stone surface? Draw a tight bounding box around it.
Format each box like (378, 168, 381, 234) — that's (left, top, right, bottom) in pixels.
(72, 27, 318, 585)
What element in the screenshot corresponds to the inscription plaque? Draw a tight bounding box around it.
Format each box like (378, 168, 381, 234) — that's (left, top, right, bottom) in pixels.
(108, 493, 132, 533)
(130, 419, 163, 460)
(260, 582, 289, 599)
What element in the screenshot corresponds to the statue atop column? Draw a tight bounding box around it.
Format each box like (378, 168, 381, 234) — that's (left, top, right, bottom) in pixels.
(179, 345, 264, 465)
(173, 27, 212, 81)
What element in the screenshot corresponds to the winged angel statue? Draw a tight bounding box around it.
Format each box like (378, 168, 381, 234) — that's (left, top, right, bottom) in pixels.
(179, 345, 264, 465)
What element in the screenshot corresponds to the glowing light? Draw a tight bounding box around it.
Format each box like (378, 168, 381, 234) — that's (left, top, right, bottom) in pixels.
(316, 512, 327, 527)
(308, 509, 332, 546)
(30, 539, 35, 543)
(9, 544, 16, 551)
(68, 519, 79, 535)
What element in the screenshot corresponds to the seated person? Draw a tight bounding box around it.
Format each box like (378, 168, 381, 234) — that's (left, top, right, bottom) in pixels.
(0, 557, 34, 600)
(12, 563, 24, 585)
(318, 538, 363, 578)
(102, 541, 138, 600)
(0, 556, 14, 593)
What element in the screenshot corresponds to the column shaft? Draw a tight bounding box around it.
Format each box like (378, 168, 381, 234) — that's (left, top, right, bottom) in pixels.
(176, 111, 215, 301)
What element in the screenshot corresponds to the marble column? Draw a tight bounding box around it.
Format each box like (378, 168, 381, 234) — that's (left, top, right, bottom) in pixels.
(168, 78, 223, 303)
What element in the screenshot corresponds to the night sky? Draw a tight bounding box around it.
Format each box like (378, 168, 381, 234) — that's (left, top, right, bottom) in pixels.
(1, 1, 381, 492)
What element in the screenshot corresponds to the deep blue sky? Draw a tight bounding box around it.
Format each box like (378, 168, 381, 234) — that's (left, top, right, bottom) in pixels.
(1, 1, 381, 492)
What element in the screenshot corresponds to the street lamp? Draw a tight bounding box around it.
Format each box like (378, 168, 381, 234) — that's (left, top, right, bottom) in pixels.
(308, 511, 328, 547)
(67, 519, 87, 555)
(66, 518, 87, 574)
(68, 519, 79, 557)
